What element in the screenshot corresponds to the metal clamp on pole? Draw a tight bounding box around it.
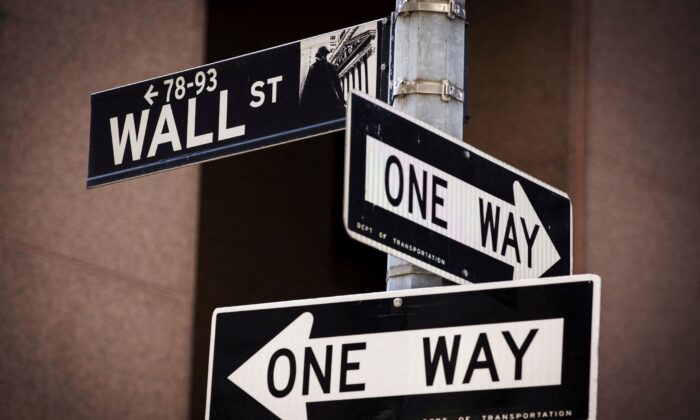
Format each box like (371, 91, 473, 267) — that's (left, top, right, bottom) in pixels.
(397, 0, 467, 20)
(393, 79, 465, 102)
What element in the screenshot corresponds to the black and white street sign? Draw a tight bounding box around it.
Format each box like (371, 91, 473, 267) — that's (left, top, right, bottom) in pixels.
(343, 92, 572, 284)
(206, 274, 600, 419)
(88, 19, 391, 187)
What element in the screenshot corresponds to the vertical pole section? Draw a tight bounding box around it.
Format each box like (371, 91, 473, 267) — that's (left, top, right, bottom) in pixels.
(387, 0, 465, 291)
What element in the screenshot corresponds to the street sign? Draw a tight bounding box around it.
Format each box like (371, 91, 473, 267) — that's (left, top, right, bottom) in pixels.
(344, 92, 572, 284)
(205, 274, 600, 420)
(88, 19, 391, 187)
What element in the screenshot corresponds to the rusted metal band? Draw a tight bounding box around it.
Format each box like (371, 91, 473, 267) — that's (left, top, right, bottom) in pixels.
(397, 0, 467, 20)
(393, 79, 465, 102)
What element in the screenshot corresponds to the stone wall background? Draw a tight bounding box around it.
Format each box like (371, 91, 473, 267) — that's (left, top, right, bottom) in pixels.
(0, 1, 203, 418)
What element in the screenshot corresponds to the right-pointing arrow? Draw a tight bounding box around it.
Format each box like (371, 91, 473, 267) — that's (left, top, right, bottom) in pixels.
(229, 312, 564, 420)
(364, 135, 561, 280)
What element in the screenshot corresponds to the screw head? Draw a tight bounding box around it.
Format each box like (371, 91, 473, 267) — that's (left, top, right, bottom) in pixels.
(393, 297, 403, 308)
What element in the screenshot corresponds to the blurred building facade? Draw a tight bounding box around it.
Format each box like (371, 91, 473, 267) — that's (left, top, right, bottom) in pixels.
(0, 1, 204, 418)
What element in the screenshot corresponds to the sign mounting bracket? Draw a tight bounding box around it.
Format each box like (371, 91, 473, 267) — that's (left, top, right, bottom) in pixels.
(397, 0, 467, 21)
(393, 79, 465, 102)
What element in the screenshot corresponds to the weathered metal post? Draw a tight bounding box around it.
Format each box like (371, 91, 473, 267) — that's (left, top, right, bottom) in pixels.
(387, 0, 466, 290)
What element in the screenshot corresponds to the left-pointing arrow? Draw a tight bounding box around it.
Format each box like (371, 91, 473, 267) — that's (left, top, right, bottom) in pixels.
(228, 312, 564, 420)
(144, 84, 158, 106)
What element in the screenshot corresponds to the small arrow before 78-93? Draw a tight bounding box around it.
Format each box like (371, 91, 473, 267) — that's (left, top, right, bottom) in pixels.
(144, 84, 158, 106)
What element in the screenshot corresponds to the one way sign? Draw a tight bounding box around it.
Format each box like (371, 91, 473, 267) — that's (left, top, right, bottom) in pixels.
(343, 92, 571, 284)
(205, 275, 600, 419)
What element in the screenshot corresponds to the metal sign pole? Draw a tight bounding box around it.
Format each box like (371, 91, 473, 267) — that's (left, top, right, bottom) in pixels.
(387, 0, 466, 290)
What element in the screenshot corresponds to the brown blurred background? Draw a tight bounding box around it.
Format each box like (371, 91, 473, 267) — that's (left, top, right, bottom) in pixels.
(0, 0, 697, 419)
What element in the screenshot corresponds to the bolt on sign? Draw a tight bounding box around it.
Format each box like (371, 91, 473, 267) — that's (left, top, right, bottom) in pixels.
(344, 92, 572, 284)
(205, 274, 600, 419)
(87, 19, 391, 187)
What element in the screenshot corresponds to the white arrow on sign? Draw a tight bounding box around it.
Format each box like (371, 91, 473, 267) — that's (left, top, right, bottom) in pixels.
(229, 312, 563, 420)
(144, 84, 158, 106)
(364, 135, 561, 279)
